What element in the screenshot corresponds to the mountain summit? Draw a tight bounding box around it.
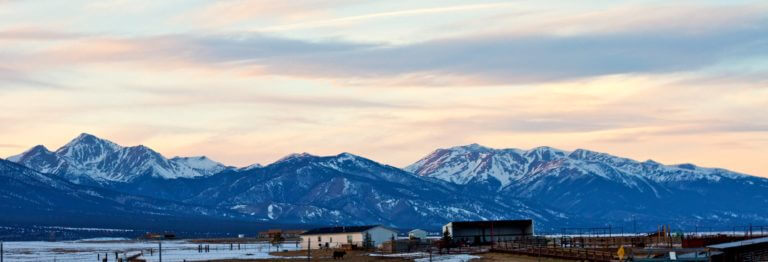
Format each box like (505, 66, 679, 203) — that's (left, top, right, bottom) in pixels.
(8, 133, 232, 183)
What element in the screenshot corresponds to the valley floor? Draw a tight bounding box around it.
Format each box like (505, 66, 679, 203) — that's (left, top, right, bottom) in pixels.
(0, 240, 301, 261)
(0, 239, 578, 261)
(245, 250, 576, 261)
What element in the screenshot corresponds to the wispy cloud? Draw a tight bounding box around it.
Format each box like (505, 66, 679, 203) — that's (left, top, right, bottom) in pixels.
(0, 27, 83, 41)
(259, 2, 523, 32)
(8, 18, 767, 86)
(1, 0, 767, 176)
(0, 67, 65, 89)
(179, 0, 358, 27)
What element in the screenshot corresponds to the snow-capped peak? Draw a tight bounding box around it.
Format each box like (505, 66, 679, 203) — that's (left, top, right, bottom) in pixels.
(170, 156, 231, 175)
(55, 133, 122, 165)
(59, 133, 122, 152)
(334, 152, 366, 161)
(274, 152, 317, 163)
(8, 133, 232, 183)
(462, 143, 491, 151)
(524, 146, 567, 161)
(406, 144, 530, 187)
(270, 152, 373, 171)
(238, 163, 263, 171)
(443, 143, 496, 153)
(7, 145, 51, 162)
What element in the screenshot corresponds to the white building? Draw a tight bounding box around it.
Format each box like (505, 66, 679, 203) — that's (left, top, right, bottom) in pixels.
(408, 229, 428, 239)
(300, 225, 398, 250)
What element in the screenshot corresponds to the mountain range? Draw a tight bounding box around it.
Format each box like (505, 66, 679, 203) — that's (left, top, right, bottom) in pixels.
(3, 133, 767, 239)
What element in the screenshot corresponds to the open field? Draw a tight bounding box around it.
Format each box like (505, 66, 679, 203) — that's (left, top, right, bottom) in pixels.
(0, 239, 302, 261)
(216, 250, 575, 261)
(8, 232, 764, 261)
(1, 239, 579, 262)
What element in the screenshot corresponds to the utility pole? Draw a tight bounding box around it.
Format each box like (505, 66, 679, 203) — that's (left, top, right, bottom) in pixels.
(633, 216, 637, 235)
(159, 242, 162, 262)
(307, 238, 311, 262)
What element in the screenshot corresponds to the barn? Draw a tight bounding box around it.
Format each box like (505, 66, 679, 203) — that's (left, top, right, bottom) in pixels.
(443, 219, 534, 244)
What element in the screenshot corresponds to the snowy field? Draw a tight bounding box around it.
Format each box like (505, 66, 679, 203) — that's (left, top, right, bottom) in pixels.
(1, 239, 302, 261)
(370, 252, 479, 261)
(414, 254, 479, 262)
(542, 231, 768, 238)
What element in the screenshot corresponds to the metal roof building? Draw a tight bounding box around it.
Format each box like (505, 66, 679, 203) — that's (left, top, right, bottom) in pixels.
(301, 225, 379, 235)
(443, 219, 534, 244)
(708, 236, 768, 262)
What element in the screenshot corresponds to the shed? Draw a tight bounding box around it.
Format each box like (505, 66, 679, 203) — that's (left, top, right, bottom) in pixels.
(409, 229, 427, 239)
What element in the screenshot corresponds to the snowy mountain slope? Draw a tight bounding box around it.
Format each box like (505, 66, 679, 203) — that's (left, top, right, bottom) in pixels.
(0, 159, 245, 223)
(0, 159, 298, 240)
(6, 145, 70, 175)
(408, 144, 768, 226)
(238, 163, 263, 171)
(406, 144, 516, 186)
(169, 156, 232, 176)
(407, 144, 755, 189)
(8, 133, 232, 183)
(55, 133, 121, 165)
(157, 152, 567, 229)
(6, 135, 768, 231)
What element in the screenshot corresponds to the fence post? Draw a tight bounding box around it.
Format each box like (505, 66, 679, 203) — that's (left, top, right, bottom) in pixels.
(307, 238, 311, 262)
(1, 241, 3, 262)
(159, 242, 162, 262)
(539, 246, 541, 261)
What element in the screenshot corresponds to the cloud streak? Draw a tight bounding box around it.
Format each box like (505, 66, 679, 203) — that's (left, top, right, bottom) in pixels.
(1, 0, 767, 176)
(259, 2, 524, 32)
(6, 12, 765, 86)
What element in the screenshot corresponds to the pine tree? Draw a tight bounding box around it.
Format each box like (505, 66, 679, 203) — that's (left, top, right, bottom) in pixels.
(442, 229, 452, 243)
(363, 232, 373, 249)
(440, 229, 453, 254)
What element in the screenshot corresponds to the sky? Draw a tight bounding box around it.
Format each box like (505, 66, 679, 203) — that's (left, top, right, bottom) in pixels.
(1, 0, 767, 176)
